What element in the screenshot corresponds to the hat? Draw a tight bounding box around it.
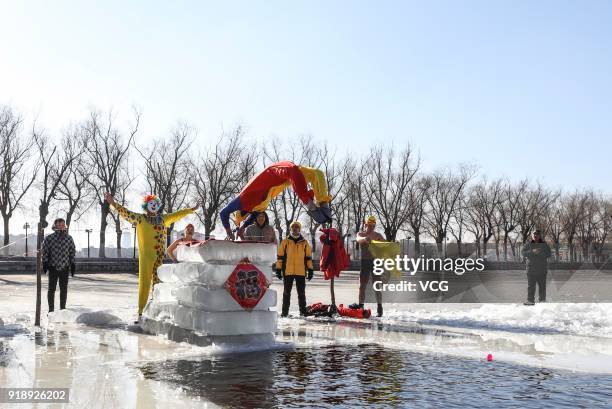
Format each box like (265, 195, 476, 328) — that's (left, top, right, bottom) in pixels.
(366, 215, 376, 225)
(290, 220, 302, 229)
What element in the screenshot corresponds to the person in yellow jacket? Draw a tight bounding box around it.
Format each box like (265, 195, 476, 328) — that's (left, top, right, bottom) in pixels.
(104, 192, 199, 320)
(276, 221, 313, 317)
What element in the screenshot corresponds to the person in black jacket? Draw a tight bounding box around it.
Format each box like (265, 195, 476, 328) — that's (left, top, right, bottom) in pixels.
(521, 229, 551, 305)
(42, 218, 76, 312)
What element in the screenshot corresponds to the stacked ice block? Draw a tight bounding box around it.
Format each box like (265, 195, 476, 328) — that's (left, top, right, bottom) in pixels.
(140, 240, 278, 345)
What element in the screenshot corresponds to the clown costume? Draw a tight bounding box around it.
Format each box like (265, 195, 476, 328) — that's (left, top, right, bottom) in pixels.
(105, 192, 198, 317)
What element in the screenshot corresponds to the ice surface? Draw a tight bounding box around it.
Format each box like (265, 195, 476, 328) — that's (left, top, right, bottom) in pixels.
(152, 282, 177, 302)
(176, 240, 277, 264)
(173, 306, 277, 335)
(175, 285, 277, 311)
(385, 303, 612, 338)
(157, 262, 273, 287)
(47, 308, 125, 328)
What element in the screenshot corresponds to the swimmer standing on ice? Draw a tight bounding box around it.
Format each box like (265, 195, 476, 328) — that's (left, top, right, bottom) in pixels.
(353, 216, 385, 317)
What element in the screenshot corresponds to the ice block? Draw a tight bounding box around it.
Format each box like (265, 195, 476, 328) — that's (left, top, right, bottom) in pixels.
(173, 306, 277, 335)
(141, 300, 179, 322)
(176, 240, 277, 264)
(152, 283, 177, 302)
(157, 262, 273, 287)
(175, 285, 277, 311)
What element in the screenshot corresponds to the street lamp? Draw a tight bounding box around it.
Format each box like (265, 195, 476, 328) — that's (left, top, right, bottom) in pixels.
(23, 223, 30, 257)
(85, 229, 92, 258)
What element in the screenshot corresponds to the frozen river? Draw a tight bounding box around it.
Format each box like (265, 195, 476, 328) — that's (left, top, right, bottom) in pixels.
(1, 273, 612, 407)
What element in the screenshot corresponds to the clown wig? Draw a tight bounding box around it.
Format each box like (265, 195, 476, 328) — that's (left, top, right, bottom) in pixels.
(141, 194, 162, 212)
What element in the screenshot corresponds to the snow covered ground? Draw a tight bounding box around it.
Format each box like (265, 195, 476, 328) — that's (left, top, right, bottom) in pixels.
(1, 272, 612, 407)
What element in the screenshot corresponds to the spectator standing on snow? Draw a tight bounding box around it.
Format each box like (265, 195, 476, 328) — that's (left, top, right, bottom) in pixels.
(522, 229, 551, 305)
(42, 218, 76, 312)
(276, 221, 313, 317)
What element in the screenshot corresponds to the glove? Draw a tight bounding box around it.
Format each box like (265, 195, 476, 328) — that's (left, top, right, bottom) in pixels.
(42, 263, 49, 275)
(276, 269, 283, 280)
(307, 269, 313, 281)
(70, 263, 76, 277)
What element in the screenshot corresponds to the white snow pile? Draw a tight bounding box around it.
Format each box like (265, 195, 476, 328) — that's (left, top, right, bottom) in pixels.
(386, 303, 612, 337)
(0, 317, 27, 338)
(48, 308, 125, 328)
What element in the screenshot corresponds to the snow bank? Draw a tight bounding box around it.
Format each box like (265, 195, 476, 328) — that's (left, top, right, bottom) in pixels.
(48, 308, 125, 328)
(386, 303, 612, 337)
(0, 317, 27, 338)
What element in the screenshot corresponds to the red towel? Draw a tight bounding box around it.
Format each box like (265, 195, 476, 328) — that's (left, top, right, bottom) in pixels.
(319, 228, 350, 280)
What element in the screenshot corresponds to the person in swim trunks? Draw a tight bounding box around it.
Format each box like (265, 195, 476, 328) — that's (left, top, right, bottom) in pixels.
(355, 215, 385, 317)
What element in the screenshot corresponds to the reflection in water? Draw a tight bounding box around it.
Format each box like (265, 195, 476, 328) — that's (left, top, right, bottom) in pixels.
(139, 344, 612, 409)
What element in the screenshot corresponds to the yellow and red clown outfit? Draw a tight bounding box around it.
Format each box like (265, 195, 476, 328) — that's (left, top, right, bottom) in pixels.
(220, 161, 332, 230)
(111, 194, 194, 315)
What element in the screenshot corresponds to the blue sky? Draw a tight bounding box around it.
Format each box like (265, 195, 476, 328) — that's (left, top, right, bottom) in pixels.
(1, 0, 611, 195)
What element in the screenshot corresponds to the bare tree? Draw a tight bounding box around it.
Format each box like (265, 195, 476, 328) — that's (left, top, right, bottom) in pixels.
(263, 137, 317, 240)
(82, 109, 139, 257)
(56, 125, 95, 229)
(516, 183, 557, 245)
(136, 122, 194, 245)
(448, 189, 468, 257)
(425, 165, 475, 255)
(592, 195, 610, 262)
(544, 197, 565, 261)
(577, 191, 601, 262)
(497, 179, 527, 261)
(33, 126, 77, 326)
(560, 192, 587, 262)
(192, 127, 255, 238)
(344, 157, 371, 240)
(365, 146, 419, 241)
(0, 105, 37, 251)
(403, 176, 430, 256)
(469, 178, 503, 258)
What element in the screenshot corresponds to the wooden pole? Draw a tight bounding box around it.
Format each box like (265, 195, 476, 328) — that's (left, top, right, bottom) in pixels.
(34, 223, 44, 326)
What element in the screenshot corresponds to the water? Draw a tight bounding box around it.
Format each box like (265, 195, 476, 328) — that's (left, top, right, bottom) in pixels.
(139, 344, 612, 408)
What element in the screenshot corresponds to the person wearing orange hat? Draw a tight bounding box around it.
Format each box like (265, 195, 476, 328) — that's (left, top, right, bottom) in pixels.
(276, 220, 313, 317)
(353, 215, 385, 317)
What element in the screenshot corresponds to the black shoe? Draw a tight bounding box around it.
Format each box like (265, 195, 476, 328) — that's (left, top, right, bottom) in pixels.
(281, 313, 288, 318)
(377, 304, 383, 317)
(523, 301, 535, 306)
(539, 299, 546, 303)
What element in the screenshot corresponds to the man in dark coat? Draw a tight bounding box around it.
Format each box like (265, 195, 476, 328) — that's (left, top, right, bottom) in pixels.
(42, 218, 76, 312)
(521, 229, 551, 305)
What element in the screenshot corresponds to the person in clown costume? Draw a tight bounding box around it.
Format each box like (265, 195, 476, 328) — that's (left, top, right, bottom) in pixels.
(104, 192, 199, 320)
